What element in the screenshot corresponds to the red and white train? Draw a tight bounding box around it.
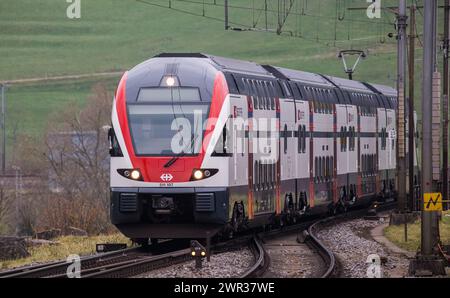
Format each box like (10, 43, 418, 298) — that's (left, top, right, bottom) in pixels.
(109, 53, 418, 243)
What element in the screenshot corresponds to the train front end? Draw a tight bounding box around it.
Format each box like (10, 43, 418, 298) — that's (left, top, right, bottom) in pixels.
(109, 54, 230, 241)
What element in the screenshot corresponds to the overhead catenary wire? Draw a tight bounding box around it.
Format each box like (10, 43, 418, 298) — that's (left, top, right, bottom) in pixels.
(135, 0, 409, 49)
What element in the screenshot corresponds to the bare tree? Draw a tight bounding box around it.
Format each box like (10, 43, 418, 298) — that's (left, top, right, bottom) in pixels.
(0, 185, 12, 234)
(38, 83, 113, 234)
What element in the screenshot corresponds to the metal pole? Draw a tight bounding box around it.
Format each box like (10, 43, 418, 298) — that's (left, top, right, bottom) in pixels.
(224, 0, 229, 30)
(397, 0, 407, 213)
(421, 0, 436, 257)
(409, 5, 416, 212)
(443, 0, 450, 210)
(1, 84, 5, 175)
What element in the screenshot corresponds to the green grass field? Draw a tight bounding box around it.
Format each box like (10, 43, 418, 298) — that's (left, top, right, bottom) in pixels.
(0, 0, 431, 161)
(384, 211, 450, 252)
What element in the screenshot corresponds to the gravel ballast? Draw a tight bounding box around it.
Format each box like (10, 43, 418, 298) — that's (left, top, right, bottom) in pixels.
(316, 217, 410, 278)
(136, 248, 253, 278)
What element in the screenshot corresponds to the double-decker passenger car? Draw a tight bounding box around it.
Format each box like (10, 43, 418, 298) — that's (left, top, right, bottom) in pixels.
(108, 53, 418, 243)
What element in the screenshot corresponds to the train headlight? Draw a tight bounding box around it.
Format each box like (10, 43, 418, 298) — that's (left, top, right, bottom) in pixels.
(117, 169, 143, 181)
(191, 251, 196, 256)
(160, 75, 179, 87)
(193, 170, 204, 180)
(130, 170, 141, 180)
(166, 77, 175, 87)
(190, 169, 218, 181)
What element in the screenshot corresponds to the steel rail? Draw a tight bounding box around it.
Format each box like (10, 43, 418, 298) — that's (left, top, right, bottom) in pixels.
(240, 237, 269, 278)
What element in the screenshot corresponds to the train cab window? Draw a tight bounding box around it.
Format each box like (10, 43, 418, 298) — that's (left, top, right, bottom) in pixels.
(108, 127, 123, 157)
(283, 124, 288, 154)
(137, 87, 202, 102)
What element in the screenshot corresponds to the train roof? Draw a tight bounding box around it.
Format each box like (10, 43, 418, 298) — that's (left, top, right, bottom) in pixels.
(154, 53, 273, 77)
(149, 53, 397, 102)
(324, 75, 374, 93)
(266, 66, 334, 88)
(367, 83, 397, 97)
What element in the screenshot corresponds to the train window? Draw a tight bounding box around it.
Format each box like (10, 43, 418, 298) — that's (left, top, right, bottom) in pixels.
(261, 81, 268, 110)
(266, 81, 274, 98)
(297, 126, 301, 154)
(282, 81, 292, 98)
(344, 126, 348, 151)
(325, 156, 329, 179)
(321, 156, 326, 182)
(261, 163, 265, 190)
(254, 160, 258, 191)
(318, 157, 322, 182)
(283, 124, 288, 154)
(262, 83, 270, 110)
(330, 156, 334, 177)
(137, 87, 201, 102)
(362, 154, 365, 176)
(353, 126, 355, 151)
(353, 127, 356, 151)
(253, 97, 259, 110)
(259, 161, 263, 191)
(348, 127, 352, 151)
(349, 127, 352, 151)
(314, 157, 318, 182)
(108, 127, 123, 157)
(244, 79, 249, 94)
(212, 121, 231, 156)
(303, 125, 307, 153)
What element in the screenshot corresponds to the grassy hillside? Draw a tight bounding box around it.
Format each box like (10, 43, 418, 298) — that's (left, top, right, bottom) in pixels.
(0, 0, 430, 163)
(0, 0, 404, 81)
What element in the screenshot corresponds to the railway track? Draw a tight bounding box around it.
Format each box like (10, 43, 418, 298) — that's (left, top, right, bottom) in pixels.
(0, 201, 395, 278)
(0, 246, 146, 278)
(240, 237, 269, 278)
(304, 219, 338, 278)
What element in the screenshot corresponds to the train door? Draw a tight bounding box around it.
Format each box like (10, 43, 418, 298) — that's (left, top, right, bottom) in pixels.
(346, 105, 358, 201)
(386, 108, 396, 195)
(295, 100, 309, 211)
(377, 106, 388, 197)
(279, 98, 296, 212)
(336, 104, 349, 202)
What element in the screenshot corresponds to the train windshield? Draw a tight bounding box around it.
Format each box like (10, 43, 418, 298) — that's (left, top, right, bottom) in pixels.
(127, 103, 209, 156)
